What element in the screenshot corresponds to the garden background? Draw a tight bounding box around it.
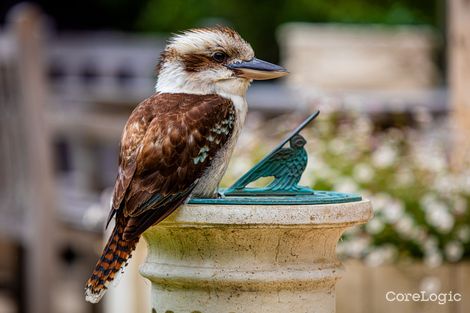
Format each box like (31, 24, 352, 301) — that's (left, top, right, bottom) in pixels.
(1, 1, 469, 313)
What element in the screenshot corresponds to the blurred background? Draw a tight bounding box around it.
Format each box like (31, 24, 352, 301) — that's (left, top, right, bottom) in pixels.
(0, 0, 469, 313)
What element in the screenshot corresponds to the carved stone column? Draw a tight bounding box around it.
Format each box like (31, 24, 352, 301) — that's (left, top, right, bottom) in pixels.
(141, 199, 372, 313)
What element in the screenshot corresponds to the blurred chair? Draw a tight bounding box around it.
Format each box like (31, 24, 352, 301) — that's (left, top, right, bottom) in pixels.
(0, 4, 57, 313)
(0, 5, 111, 313)
(1, 3, 161, 312)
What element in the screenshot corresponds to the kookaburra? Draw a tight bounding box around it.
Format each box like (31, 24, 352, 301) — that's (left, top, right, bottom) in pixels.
(85, 26, 287, 303)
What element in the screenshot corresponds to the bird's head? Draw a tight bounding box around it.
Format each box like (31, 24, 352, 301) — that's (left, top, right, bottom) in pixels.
(290, 135, 307, 149)
(155, 27, 287, 97)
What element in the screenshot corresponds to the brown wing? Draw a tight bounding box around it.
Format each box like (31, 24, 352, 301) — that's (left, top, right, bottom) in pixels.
(106, 99, 158, 227)
(109, 93, 236, 239)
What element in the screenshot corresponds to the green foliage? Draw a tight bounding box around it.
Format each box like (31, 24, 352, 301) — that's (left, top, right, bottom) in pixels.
(136, 0, 439, 62)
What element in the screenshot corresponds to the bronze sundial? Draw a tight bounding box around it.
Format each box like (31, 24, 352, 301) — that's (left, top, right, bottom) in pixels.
(223, 111, 320, 196)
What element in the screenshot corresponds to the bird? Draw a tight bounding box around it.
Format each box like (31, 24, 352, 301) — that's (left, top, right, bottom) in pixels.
(84, 26, 288, 303)
(226, 134, 310, 194)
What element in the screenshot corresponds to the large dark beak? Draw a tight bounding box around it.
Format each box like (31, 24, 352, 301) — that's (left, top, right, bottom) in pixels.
(226, 57, 288, 80)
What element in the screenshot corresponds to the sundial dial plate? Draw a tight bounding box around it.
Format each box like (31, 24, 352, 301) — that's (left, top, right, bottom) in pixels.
(189, 190, 362, 205)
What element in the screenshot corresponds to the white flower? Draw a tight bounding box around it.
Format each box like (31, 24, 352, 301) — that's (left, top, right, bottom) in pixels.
(365, 245, 397, 267)
(420, 276, 441, 294)
(333, 178, 358, 193)
(395, 214, 414, 237)
(424, 154, 446, 172)
(383, 199, 404, 223)
(423, 237, 439, 252)
(445, 241, 464, 262)
(420, 193, 438, 208)
(365, 249, 386, 267)
(344, 225, 361, 236)
(372, 145, 397, 168)
(353, 163, 374, 183)
(394, 167, 414, 185)
(452, 196, 467, 215)
(231, 156, 252, 176)
(314, 163, 337, 181)
(457, 225, 470, 242)
(412, 143, 446, 172)
(424, 251, 443, 267)
(424, 201, 454, 233)
(456, 174, 470, 193)
(433, 174, 458, 195)
(341, 237, 370, 258)
(328, 138, 348, 155)
(355, 117, 373, 136)
(366, 218, 385, 234)
(370, 193, 394, 213)
(411, 227, 427, 243)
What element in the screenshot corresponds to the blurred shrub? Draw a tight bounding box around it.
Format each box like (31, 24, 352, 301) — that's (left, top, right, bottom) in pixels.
(136, 0, 440, 62)
(223, 110, 470, 266)
(13, 0, 439, 63)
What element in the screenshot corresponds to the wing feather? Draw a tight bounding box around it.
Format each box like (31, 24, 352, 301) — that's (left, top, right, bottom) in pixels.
(248, 148, 295, 181)
(107, 93, 236, 239)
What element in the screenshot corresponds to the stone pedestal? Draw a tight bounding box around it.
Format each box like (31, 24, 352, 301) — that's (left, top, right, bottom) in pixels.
(141, 200, 372, 313)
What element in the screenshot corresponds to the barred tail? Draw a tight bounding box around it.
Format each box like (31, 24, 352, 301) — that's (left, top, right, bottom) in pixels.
(85, 218, 138, 303)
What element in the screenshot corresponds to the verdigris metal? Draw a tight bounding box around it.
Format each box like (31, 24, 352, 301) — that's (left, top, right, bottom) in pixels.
(224, 111, 320, 196)
(189, 190, 362, 205)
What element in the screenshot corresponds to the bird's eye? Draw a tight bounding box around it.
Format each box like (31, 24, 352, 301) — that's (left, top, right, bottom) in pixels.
(212, 51, 227, 63)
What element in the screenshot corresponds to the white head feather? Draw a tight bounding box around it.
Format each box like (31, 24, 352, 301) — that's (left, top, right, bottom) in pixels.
(155, 27, 254, 100)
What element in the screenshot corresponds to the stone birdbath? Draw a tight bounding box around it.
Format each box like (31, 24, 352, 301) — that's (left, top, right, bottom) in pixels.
(140, 112, 373, 313)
